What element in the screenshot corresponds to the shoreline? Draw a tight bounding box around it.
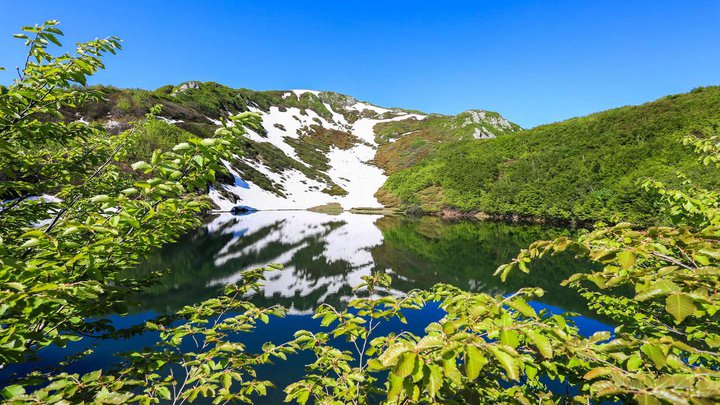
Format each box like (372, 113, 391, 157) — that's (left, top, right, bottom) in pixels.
(209, 204, 594, 228)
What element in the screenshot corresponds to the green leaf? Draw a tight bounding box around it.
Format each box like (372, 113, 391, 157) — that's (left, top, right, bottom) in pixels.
(121, 187, 139, 196)
(526, 330, 553, 359)
(1, 385, 25, 399)
(425, 364, 443, 397)
(379, 343, 409, 367)
(4, 282, 25, 291)
(131, 161, 152, 171)
(81, 369, 102, 383)
(665, 293, 696, 324)
(416, 335, 443, 350)
(392, 352, 417, 378)
(618, 251, 636, 269)
(500, 329, 520, 348)
(698, 248, 720, 260)
(295, 389, 310, 405)
(490, 347, 519, 381)
(507, 297, 537, 318)
(156, 386, 171, 400)
(221, 373, 232, 390)
(173, 142, 191, 151)
(591, 380, 621, 397)
(443, 356, 463, 385)
(635, 280, 680, 301)
(641, 343, 666, 369)
(583, 367, 613, 380)
(20, 238, 40, 248)
(464, 345, 486, 380)
(634, 394, 661, 405)
(90, 195, 112, 203)
(626, 355, 643, 371)
(387, 372, 403, 400)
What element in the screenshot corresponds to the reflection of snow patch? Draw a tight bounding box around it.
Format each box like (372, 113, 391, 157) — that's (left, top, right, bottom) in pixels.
(204, 211, 402, 304)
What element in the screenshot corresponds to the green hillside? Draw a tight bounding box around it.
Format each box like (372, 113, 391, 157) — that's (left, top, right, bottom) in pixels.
(379, 86, 720, 224)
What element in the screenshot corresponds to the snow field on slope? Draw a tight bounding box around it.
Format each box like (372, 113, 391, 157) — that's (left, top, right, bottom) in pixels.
(210, 93, 426, 210)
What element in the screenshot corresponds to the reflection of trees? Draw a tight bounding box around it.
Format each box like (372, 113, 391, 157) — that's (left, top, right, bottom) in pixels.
(128, 213, 600, 319)
(372, 216, 601, 316)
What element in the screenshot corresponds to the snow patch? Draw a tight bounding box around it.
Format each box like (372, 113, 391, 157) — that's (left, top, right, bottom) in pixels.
(158, 116, 184, 125)
(350, 101, 392, 115)
(326, 145, 386, 208)
(292, 89, 321, 99)
(351, 113, 426, 146)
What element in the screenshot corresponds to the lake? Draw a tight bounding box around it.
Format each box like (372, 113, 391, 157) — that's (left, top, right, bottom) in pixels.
(2, 211, 610, 403)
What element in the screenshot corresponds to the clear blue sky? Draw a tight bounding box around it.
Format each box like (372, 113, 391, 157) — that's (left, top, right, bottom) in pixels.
(1, 1, 719, 128)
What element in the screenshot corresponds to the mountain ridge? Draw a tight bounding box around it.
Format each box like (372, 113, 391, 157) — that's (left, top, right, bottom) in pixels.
(66, 82, 520, 210)
(66, 81, 720, 224)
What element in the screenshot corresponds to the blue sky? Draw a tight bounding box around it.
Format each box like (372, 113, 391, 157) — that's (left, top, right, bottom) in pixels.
(1, 1, 719, 128)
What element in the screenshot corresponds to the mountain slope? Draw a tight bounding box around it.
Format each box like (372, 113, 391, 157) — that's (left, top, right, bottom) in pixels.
(69, 82, 519, 210)
(380, 86, 720, 223)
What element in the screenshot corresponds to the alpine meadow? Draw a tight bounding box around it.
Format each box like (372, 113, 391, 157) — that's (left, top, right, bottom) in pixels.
(2, 6, 720, 405)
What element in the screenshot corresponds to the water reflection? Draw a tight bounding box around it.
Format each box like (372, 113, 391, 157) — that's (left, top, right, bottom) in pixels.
(4, 212, 606, 403)
(129, 211, 597, 317)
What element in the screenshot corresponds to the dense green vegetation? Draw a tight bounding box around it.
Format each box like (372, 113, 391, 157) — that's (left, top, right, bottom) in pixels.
(122, 120, 193, 163)
(3, 20, 720, 405)
(381, 88, 720, 224)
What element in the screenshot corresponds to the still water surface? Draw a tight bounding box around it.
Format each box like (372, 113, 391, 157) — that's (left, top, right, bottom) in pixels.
(4, 211, 610, 402)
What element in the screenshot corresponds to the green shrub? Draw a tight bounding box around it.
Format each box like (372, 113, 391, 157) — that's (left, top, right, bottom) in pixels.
(122, 120, 193, 163)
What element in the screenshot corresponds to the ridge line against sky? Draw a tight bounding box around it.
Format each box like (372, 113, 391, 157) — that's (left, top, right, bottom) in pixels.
(1, 0, 719, 128)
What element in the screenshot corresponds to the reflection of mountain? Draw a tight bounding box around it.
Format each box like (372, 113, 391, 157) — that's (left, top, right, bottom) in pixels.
(129, 211, 390, 313)
(130, 212, 598, 316)
(206, 211, 391, 312)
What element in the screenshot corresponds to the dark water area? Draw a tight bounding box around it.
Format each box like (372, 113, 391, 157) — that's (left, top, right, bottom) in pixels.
(2, 211, 610, 403)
